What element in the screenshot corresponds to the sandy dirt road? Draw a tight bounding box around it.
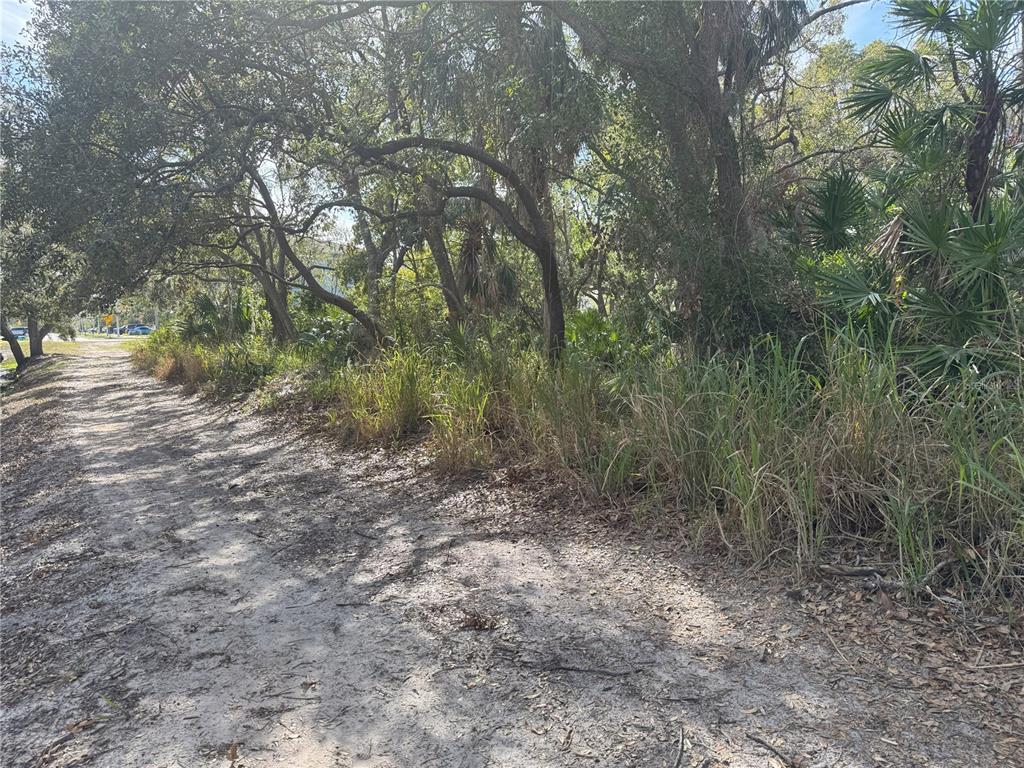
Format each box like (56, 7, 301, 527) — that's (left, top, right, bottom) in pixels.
(2, 347, 1021, 767)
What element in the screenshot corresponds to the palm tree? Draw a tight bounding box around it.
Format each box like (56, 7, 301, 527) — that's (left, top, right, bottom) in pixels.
(815, 1, 1024, 374)
(847, 0, 1024, 220)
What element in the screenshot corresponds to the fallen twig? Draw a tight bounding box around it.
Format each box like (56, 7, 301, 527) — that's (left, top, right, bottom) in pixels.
(818, 559, 954, 596)
(671, 724, 685, 768)
(968, 661, 1024, 671)
(747, 732, 794, 767)
(818, 564, 886, 579)
(284, 599, 324, 609)
(163, 558, 205, 569)
(270, 540, 298, 557)
(541, 663, 634, 677)
(823, 627, 851, 664)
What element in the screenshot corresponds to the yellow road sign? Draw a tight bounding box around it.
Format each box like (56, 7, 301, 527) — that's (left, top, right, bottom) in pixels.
(103, 314, 114, 326)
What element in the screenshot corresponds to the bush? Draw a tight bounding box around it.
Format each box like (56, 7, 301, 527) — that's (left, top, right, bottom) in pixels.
(310, 348, 435, 442)
(205, 339, 278, 396)
(132, 328, 278, 396)
(131, 327, 209, 392)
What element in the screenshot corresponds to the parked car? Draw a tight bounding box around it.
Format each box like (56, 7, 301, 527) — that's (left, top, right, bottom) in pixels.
(128, 325, 153, 335)
(9, 326, 28, 340)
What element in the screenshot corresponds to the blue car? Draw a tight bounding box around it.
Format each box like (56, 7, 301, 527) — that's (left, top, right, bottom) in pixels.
(9, 327, 28, 341)
(128, 325, 153, 335)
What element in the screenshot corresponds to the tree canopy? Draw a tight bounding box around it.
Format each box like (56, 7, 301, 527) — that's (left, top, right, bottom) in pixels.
(2, 0, 1022, 369)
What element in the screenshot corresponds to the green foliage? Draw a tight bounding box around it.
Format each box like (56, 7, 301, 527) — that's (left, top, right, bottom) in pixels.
(565, 309, 621, 364)
(431, 370, 493, 471)
(171, 291, 252, 343)
(859, 45, 937, 88)
(130, 327, 209, 392)
(132, 325, 277, 396)
(806, 169, 868, 250)
(295, 315, 359, 369)
(309, 349, 436, 443)
(816, 254, 899, 333)
(205, 340, 278, 397)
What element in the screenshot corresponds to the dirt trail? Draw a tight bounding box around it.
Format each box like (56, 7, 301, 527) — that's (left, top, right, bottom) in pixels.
(2, 347, 1021, 767)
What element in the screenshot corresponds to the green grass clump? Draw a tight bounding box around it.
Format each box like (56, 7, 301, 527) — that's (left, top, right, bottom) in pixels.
(430, 369, 493, 471)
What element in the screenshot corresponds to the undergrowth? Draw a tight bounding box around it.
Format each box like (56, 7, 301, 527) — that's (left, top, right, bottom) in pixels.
(132, 326, 1024, 607)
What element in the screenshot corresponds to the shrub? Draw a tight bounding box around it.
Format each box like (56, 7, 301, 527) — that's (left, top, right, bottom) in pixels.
(205, 339, 278, 396)
(131, 327, 209, 392)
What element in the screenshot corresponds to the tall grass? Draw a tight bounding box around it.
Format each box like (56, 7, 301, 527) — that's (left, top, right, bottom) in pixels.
(131, 327, 277, 396)
(133, 327, 1024, 603)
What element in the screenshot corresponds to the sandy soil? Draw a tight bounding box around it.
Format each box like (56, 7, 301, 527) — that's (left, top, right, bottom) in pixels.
(2, 346, 1021, 768)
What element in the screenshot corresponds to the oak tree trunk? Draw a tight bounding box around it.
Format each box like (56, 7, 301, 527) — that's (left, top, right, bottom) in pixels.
(256, 273, 297, 344)
(1, 320, 27, 368)
(423, 219, 464, 325)
(538, 239, 565, 360)
(28, 318, 46, 358)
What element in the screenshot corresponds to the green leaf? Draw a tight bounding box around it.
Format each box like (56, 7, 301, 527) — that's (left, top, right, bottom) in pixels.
(817, 253, 893, 316)
(903, 201, 953, 259)
(844, 80, 900, 120)
(806, 168, 867, 251)
(875, 108, 929, 153)
(859, 45, 938, 89)
(906, 289, 1000, 343)
(889, 0, 959, 36)
(955, 0, 1020, 56)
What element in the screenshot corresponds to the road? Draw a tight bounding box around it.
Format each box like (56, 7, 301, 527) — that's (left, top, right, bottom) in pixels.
(1, 346, 1020, 767)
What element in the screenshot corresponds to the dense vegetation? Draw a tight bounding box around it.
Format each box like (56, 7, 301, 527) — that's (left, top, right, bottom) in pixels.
(3, 1, 1022, 604)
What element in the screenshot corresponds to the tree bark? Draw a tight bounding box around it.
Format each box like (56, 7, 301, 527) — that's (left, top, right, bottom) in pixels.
(696, 2, 752, 261)
(255, 271, 297, 344)
(249, 230, 297, 344)
(966, 69, 1001, 221)
(28, 318, 46, 358)
(346, 178, 389, 320)
(1, 319, 27, 368)
(357, 136, 566, 357)
(538, 239, 566, 359)
(423, 218, 464, 325)
(552, 0, 750, 342)
(708, 96, 752, 258)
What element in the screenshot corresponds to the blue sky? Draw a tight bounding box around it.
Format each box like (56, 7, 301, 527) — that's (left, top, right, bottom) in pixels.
(1, 0, 898, 50)
(844, 1, 899, 47)
(1, 0, 31, 45)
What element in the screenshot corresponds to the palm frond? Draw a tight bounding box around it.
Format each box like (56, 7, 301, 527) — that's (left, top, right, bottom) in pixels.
(901, 341, 999, 377)
(844, 80, 901, 121)
(946, 195, 1024, 296)
(889, 0, 959, 36)
(806, 168, 867, 251)
(906, 288, 1000, 342)
(875, 108, 929, 153)
(859, 45, 938, 89)
(869, 214, 905, 265)
(817, 254, 895, 320)
(954, 0, 1020, 57)
(902, 201, 954, 259)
